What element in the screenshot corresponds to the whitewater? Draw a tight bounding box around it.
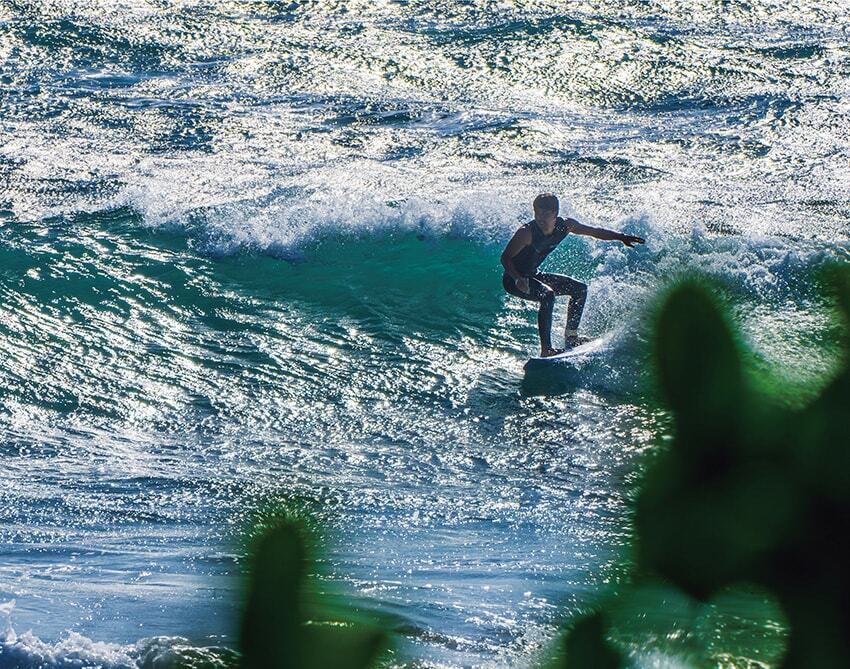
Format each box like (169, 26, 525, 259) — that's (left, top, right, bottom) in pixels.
(0, 1, 848, 667)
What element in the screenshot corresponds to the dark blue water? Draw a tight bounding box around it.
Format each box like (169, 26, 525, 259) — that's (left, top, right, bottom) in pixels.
(0, 1, 848, 667)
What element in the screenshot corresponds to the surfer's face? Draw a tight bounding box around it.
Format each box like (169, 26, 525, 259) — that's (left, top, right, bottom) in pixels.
(535, 208, 557, 225)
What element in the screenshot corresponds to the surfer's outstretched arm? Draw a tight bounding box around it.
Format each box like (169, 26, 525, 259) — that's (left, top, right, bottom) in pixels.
(566, 218, 645, 247)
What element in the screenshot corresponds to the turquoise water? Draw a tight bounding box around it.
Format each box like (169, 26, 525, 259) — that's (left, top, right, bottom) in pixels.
(1, 1, 848, 667)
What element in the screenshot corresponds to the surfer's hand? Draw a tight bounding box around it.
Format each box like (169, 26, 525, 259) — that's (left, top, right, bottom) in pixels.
(620, 234, 645, 248)
(516, 277, 530, 294)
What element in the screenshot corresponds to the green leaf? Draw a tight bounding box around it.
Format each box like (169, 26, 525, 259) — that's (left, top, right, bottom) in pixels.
(654, 281, 745, 444)
(240, 521, 306, 669)
(544, 613, 623, 669)
(302, 623, 388, 669)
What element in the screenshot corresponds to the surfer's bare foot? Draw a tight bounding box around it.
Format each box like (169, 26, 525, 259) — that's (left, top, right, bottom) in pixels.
(541, 347, 564, 357)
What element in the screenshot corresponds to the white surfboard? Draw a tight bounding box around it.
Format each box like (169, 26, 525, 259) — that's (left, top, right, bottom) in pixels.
(523, 336, 608, 372)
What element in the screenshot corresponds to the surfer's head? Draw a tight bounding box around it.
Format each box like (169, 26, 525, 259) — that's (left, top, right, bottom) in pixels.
(533, 193, 559, 223)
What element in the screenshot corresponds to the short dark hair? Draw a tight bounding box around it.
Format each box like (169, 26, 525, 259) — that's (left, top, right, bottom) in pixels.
(533, 193, 559, 216)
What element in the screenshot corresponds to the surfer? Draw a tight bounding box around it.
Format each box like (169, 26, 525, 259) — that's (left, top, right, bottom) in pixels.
(501, 193, 645, 357)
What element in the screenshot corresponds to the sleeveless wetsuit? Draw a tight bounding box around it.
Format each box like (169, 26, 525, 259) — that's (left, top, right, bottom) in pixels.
(502, 217, 588, 351)
(511, 217, 571, 277)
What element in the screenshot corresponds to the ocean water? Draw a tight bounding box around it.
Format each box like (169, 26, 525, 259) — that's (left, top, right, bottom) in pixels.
(0, 1, 848, 667)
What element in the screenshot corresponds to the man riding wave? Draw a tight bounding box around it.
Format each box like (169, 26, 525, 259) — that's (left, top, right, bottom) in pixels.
(501, 193, 645, 357)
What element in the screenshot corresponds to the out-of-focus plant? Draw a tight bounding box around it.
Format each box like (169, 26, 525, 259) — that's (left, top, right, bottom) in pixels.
(239, 513, 389, 669)
(549, 268, 850, 668)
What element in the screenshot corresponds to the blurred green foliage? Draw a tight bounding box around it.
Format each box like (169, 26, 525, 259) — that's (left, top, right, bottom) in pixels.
(542, 612, 624, 669)
(233, 270, 849, 668)
(552, 268, 850, 668)
(239, 514, 388, 669)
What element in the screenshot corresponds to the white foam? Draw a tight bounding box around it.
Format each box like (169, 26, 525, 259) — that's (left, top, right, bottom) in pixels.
(0, 627, 233, 669)
(1, 625, 137, 669)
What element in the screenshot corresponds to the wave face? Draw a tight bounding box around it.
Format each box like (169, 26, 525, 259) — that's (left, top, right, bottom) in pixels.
(0, 1, 848, 667)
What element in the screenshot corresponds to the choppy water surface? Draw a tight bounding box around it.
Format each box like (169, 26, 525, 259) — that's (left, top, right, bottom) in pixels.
(0, 1, 848, 667)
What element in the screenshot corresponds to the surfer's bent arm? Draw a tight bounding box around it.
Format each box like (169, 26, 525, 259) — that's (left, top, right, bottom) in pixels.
(566, 218, 645, 247)
(501, 227, 532, 280)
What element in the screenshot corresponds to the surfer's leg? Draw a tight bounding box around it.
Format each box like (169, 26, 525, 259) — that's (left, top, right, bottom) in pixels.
(503, 273, 557, 354)
(536, 273, 588, 340)
(533, 281, 555, 352)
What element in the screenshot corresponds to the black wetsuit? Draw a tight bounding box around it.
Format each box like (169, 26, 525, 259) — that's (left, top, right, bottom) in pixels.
(502, 217, 588, 350)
